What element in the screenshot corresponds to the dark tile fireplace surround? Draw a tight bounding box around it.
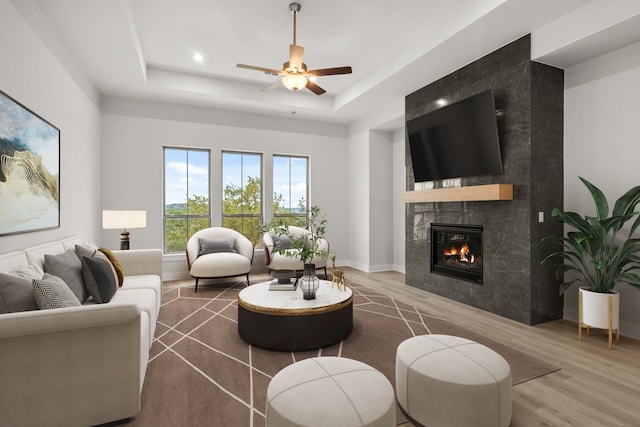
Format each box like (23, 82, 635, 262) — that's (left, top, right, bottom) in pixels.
(405, 35, 564, 326)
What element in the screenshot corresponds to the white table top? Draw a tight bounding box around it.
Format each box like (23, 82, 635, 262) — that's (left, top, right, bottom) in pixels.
(238, 280, 352, 312)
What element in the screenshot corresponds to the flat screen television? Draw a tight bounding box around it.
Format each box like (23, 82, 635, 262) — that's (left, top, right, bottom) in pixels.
(407, 89, 502, 183)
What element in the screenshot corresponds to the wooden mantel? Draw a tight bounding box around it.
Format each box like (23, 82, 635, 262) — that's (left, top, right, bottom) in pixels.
(401, 183, 513, 203)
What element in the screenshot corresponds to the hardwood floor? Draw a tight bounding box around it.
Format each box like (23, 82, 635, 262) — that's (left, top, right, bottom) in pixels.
(339, 268, 640, 427)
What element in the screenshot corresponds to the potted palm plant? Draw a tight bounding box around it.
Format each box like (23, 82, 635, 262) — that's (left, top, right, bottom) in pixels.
(262, 205, 328, 299)
(539, 177, 640, 348)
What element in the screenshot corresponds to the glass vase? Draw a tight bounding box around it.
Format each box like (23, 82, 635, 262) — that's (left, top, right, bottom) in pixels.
(301, 263, 319, 300)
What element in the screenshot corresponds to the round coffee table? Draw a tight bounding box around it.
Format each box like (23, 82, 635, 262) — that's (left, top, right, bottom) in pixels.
(237, 280, 353, 351)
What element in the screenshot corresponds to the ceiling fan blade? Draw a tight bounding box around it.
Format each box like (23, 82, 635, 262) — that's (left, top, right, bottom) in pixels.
(236, 64, 285, 76)
(305, 80, 326, 95)
(308, 66, 353, 76)
(289, 45, 305, 69)
(260, 79, 284, 92)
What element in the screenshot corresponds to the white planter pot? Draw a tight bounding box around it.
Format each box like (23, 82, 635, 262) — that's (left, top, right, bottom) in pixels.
(579, 287, 620, 349)
(579, 287, 619, 329)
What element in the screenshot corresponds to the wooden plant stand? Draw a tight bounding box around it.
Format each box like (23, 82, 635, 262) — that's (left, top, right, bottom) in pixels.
(578, 290, 620, 350)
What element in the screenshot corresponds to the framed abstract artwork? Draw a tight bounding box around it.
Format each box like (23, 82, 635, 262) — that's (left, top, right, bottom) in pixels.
(0, 90, 60, 236)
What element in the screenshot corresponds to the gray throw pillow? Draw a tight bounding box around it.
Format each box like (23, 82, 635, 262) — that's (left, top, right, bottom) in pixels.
(0, 272, 39, 313)
(198, 237, 237, 257)
(94, 250, 120, 287)
(272, 235, 293, 250)
(75, 244, 96, 259)
(75, 244, 120, 287)
(32, 273, 81, 310)
(44, 250, 88, 303)
(81, 256, 117, 304)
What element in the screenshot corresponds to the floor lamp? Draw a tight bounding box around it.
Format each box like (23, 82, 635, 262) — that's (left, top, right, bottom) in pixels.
(102, 210, 147, 250)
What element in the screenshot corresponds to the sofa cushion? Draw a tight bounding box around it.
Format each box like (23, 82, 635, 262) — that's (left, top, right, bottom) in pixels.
(81, 256, 117, 304)
(198, 237, 237, 257)
(64, 237, 98, 252)
(99, 248, 124, 286)
(120, 275, 162, 315)
(24, 241, 65, 271)
(8, 265, 44, 281)
(190, 252, 251, 278)
(0, 272, 39, 313)
(0, 251, 29, 273)
(44, 250, 88, 303)
(32, 273, 81, 309)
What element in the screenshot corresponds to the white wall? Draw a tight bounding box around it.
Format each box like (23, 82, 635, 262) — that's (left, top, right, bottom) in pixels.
(344, 128, 399, 272)
(369, 130, 394, 271)
(346, 130, 371, 270)
(392, 128, 406, 272)
(0, 0, 101, 253)
(564, 41, 640, 339)
(100, 97, 349, 279)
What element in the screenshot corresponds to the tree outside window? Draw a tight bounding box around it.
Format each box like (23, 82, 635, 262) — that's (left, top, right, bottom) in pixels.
(164, 148, 210, 253)
(273, 155, 308, 227)
(222, 151, 262, 246)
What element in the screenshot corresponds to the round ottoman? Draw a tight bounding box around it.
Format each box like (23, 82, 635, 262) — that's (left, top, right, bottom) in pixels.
(266, 357, 396, 427)
(395, 334, 511, 427)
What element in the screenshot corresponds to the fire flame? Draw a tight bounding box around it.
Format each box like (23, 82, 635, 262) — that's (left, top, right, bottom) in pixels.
(443, 243, 474, 263)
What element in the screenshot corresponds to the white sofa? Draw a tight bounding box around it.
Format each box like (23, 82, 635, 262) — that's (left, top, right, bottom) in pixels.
(0, 235, 162, 427)
(262, 225, 330, 277)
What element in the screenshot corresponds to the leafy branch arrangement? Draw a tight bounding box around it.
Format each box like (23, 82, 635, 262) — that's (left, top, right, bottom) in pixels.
(539, 177, 640, 294)
(262, 205, 328, 264)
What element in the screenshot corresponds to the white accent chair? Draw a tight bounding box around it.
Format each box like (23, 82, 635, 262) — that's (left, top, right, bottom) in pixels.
(262, 225, 330, 278)
(186, 227, 254, 292)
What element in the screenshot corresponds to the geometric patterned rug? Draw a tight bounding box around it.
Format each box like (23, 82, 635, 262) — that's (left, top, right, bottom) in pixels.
(125, 279, 559, 426)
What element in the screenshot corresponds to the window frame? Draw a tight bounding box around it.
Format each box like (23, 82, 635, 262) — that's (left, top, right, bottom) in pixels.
(272, 154, 309, 227)
(163, 146, 211, 253)
(221, 150, 264, 246)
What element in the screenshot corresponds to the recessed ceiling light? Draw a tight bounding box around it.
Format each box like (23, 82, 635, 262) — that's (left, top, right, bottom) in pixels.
(436, 98, 447, 107)
(193, 52, 204, 63)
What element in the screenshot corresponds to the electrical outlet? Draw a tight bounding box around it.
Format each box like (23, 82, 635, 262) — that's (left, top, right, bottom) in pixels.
(538, 212, 544, 223)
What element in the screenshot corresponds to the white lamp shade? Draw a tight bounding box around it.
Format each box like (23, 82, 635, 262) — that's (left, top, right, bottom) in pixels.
(102, 210, 147, 230)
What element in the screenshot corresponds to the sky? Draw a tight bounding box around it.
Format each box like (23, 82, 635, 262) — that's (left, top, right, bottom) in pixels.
(273, 155, 307, 209)
(165, 149, 307, 210)
(164, 148, 209, 205)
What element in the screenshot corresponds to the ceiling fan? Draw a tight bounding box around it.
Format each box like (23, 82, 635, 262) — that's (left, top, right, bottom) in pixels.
(236, 2, 352, 95)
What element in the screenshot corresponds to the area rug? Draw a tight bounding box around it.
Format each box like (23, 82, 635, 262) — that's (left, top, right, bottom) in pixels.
(126, 280, 560, 426)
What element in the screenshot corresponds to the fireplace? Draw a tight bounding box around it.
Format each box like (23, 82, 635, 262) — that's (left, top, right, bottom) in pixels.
(431, 224, 483, 284)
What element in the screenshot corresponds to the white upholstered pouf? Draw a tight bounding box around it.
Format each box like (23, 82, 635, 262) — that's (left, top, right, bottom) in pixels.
(395, 334, 511, 427)
(266, 357, 396, 427)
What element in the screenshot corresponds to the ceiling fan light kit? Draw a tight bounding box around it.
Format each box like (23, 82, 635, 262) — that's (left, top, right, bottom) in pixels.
(282, 74, 308, 91)
(236, 2, 352, 95)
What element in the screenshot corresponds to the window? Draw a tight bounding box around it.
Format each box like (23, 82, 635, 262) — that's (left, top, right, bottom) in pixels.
(164, 148, 210, 253)
(273, 155, 308, 227)
(222, 151, 262, 246)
